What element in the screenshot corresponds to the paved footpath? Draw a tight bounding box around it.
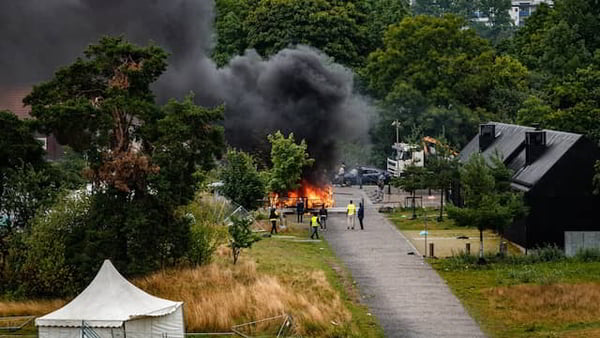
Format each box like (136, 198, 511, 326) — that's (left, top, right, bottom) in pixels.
(326, 186, 485, 338)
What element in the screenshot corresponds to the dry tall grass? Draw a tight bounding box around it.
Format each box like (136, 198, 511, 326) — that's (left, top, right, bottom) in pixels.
(0, 299, 65, 317)
(135, 254, 350, 335)
(486, 283, 600, 324)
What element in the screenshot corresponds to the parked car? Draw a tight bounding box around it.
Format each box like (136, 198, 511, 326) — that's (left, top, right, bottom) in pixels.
(342, 166, 391, 186)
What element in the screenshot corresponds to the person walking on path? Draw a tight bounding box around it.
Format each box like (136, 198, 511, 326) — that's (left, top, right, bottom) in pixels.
(319, 205, 328, 230)
(358, 202, 365, 230)
(296, 197, 304, 223)
(310, 213, 321, 239)
(347, 200, 356, 230)
(269, 206, 278, 235)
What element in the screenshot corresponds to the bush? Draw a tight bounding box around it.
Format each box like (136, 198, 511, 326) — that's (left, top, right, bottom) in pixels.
(229, 216, 260, 264)
(530, 244, 565, 263)
(574, 248, 600, 262)
(21, 192, 91, 297)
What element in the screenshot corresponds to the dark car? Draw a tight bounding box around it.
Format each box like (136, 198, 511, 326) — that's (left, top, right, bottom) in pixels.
(342, 166, 391, 186)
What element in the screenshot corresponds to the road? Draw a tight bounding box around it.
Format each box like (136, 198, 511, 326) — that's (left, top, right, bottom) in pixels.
(325, 186, 485, 338)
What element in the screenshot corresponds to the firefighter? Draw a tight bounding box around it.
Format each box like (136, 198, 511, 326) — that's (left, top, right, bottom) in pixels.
(269, 206, 278, 235)
(310, 212, 321, 239)
(347, 200, 356, 230)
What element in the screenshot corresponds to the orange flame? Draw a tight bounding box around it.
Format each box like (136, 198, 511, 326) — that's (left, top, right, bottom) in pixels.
(270, 180, 335, 209)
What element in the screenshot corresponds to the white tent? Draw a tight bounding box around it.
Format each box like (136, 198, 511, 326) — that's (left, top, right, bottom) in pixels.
(36, 260, 185, 338)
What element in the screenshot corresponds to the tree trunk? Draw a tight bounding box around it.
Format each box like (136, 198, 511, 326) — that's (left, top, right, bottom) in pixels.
(411, 190, 417, 219)
(479, 228, 484, 259)
(438, 188, 444, 222)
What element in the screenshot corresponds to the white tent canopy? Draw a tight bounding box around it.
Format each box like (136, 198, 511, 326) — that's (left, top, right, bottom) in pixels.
(36, 260, 184, 338)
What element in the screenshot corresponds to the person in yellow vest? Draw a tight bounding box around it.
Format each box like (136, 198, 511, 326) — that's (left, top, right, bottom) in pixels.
(347, 200, 356, 230)
(310, 212, 321, 239)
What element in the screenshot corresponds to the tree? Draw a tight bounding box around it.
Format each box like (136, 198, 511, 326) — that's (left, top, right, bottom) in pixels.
(228, 216, 260, 264)
(220, 149, 266, 210)
(24, 36, 168, 193)
(594, 160, 600, 196)
(393, 164, 427, 219)
(425, 142, 459, 221)
(267, 131, 314, 195)
(364, 0, 410, 51)
(213, 0, 251, 67)
(447, 154, 525, 261)
(21, 37, 225, 285)
(246, 0, 370, 68)
(364, 15, 528, 165)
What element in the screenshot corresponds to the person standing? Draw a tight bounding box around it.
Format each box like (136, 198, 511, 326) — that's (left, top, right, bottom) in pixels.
(358, 202, 365, 230)
(347, 200, 356, 230)
(319, 205, 328, 230)
(310, 213, 321, 239)
(296, 197, 304, 223)
(269, 206, 278, 235)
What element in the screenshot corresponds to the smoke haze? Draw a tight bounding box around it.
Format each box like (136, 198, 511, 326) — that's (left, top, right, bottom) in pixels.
(0, 0, 374, 179)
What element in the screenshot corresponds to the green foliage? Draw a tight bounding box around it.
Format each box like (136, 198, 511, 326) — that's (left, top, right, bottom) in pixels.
(229, 216, 260, 264)
(392, 165, 427, 193)
(24, 36, 167, 158)
(51, 146, 88, 190)
(213, 0, 251, 67)
(413, 0, 514, 44)
(0, 162, 60, 230)
(267, 131, 314, 194)
(21, 193, 91, 297)
(574, 247, 600, 262)
(364, 15, 528, 164)
(149, 93, 225, 207)
(594, 160, 600, 195)
(220, 149, 266, 210)
(447, 154, 526, 257)
(0, 111, 46, 171)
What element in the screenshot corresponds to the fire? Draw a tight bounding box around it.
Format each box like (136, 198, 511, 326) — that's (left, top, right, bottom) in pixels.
(270, 180, 335, 209)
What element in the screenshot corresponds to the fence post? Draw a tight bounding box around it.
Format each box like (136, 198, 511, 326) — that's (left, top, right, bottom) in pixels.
(466, 243, 471, 255)
(429, 243, 434, 257)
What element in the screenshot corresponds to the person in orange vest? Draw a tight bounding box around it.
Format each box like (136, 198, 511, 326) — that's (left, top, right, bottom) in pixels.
(347, 200, 356, 230)
(310, 212, 321, 239)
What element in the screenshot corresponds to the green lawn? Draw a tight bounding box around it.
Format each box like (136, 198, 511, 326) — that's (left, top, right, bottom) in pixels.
(431, 257, 600, 338)
(386, 207, 460, 230)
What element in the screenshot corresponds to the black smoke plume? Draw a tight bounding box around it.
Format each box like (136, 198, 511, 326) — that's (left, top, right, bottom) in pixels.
(0, 1, 373, 182)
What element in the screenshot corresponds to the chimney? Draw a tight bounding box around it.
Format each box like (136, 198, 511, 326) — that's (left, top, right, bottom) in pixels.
(525, 126, 546, 165)
(479, 124, 496, 151)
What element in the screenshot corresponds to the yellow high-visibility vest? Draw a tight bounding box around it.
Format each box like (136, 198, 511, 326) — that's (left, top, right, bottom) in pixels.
(311, 216, 319, 227)
(347, 203, 356, 215)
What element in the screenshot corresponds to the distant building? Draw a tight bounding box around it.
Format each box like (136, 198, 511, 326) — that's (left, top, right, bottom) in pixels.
(0, 86, 63, 161)
(459, 122, 600, 250)
(510, 0, 553, 27)
(411, 0, 554, 27)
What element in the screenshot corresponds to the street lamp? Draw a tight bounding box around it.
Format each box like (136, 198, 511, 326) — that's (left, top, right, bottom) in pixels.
(391, 120, 401, 145)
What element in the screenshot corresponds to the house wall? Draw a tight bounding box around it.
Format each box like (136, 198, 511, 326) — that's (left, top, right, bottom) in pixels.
(511, 138, 600, 248)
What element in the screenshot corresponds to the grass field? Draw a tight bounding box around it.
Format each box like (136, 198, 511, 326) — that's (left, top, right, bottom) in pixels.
(0, 221, 382, 337)
(432, 256, 600, 337)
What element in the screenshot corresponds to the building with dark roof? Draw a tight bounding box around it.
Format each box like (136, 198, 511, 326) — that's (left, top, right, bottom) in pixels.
(459, 122, 600, 249)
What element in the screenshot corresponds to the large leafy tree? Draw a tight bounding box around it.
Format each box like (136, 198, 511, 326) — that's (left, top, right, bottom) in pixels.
(246, 0, 369, 67)
(220, 149, 266, 210)
(22, 37, 225, 282)
(393, 164, 428, 219)
(214, 0, 399, 69)
(364, 15, 528, 164)
(267, 131, 314, 195)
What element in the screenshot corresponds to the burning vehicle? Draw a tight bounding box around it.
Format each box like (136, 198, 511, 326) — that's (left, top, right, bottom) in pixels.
(270, 180, 335, 211)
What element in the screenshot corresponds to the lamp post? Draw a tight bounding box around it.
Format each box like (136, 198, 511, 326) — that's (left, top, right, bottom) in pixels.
(391, 120, 400, 145)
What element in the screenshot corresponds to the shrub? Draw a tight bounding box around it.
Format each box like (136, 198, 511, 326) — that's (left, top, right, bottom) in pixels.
(229, 216, 260, 264)
(21, 192, 91, 297)
(530, 244, 565, 263)
(574, 248, 600, 262)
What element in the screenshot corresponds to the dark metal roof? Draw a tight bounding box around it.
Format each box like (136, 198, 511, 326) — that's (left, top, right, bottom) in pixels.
(459, 122, 582, 191)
